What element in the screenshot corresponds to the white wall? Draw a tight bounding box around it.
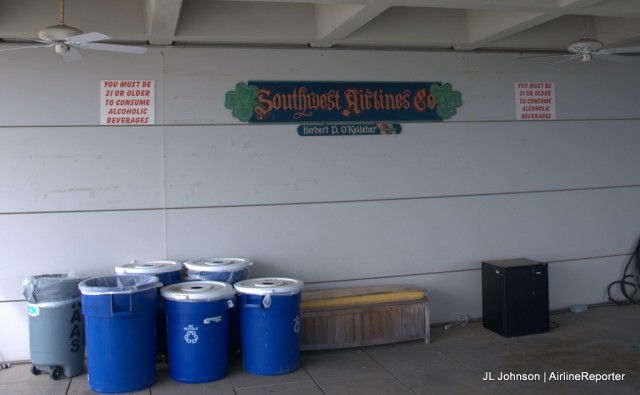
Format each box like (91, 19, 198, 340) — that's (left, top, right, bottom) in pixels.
(1, 46, 639, 362)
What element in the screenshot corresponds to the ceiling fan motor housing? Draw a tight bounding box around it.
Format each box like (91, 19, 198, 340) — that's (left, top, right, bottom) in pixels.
(38, 23, 83, 42)
(568, 38, 603, 54)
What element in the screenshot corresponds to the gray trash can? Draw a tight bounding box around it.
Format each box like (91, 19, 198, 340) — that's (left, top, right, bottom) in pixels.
(22, 273, 87, 380)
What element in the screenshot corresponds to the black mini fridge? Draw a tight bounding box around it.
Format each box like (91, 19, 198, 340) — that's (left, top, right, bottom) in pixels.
(482, 258, 549, 337)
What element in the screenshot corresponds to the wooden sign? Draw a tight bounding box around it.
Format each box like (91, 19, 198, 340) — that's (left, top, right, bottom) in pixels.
(225, 81, 462, 123)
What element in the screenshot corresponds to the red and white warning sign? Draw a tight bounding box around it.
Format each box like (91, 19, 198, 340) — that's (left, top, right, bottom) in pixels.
(515, 82, 556, 120)
(100, 80, 155, 125)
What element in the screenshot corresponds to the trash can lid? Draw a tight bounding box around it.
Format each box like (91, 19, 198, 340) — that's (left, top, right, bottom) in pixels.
(115, 260, 182, 274)
(184, 258, 252, 272)
(234, 277, 304, 295)
(79, 275, 160, 295)
(161, 281, 235, 301)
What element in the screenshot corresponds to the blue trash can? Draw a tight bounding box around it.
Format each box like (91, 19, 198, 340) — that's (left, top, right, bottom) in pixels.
(115, 261, 182, 360)
(234, 277, 304, 375)
(161, 281, 235, 383)
(79, 275, 160, 394)
(183, 258, 253, 350)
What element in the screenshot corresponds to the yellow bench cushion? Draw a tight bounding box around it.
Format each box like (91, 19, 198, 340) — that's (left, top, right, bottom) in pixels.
(300, 285, 427, 310)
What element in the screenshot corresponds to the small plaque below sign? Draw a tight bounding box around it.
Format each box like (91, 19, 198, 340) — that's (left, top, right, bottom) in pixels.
(297, 123, 401, 136)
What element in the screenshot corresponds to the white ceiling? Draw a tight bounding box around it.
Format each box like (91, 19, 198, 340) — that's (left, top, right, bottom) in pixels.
(1, 0, 640, 54)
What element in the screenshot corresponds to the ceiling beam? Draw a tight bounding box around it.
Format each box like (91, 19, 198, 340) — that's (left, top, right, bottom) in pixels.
(456, 0, 606, 50)
(310, 3, 390, 47)
(145, 0, 184, 45)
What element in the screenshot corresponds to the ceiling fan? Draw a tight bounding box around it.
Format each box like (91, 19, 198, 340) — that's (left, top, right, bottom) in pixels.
(0, 0, 147, 61)
(519, 16, 640, 66)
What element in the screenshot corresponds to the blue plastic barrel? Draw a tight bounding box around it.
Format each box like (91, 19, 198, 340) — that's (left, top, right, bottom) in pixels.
(115, 261, 182, 359)
(234, 278, 304, 375)
(161, 281, 235, 383)
(79, 275, 160, 394)
(183, 258, 253, 351)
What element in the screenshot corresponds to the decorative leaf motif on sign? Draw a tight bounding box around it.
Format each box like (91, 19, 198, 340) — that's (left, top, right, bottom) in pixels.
(430, 83, 462, 120)
(225, 82, 259, 122)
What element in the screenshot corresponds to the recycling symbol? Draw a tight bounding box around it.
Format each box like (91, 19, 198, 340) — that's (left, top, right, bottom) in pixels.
(184, 330, 199, 344)
(293, 315, 300, 334)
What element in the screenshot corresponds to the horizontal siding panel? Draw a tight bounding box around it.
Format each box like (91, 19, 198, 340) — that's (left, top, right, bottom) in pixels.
(0, 210, 166, 300)
(163, 120, 640, 208)
(0, 127, 164, 213)
(165, 187, 640, 282)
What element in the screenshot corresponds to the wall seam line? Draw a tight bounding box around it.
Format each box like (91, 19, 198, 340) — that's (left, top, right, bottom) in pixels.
(1, 184, 639, 216)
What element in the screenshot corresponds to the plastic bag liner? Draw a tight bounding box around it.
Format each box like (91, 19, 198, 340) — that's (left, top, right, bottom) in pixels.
(22, 273, 87, 305)
(183, 258, 253, 283)
(78, 275, 160, 296)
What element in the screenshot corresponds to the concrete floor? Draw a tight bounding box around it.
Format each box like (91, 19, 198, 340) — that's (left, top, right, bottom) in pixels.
(1, 304, 639, 394)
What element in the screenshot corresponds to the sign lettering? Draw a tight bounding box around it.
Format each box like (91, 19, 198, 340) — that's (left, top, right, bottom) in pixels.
(515, 82, 556, 120)
(100, 80, 155, 125)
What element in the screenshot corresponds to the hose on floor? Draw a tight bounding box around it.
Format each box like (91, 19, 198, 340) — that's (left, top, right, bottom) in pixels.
(607, 237, 640, 305)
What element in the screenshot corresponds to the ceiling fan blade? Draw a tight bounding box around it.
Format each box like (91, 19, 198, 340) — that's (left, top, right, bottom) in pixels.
(0, 35, 50, 45)
(63, 47, 82, 62)
(0, 43, 52, 52)
(594, 52, 633, 63)
(66, 32, 110, 44)
(78, 42, 147, 54)
(546, 54, 580, 67)
(601, 46, 640, 54)
(517, 53, 570, 60)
